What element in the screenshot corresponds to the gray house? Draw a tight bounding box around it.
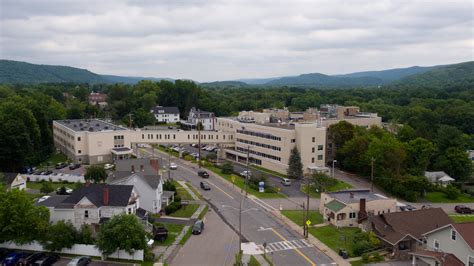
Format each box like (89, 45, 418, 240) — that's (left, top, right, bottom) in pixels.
(109, 158, 163, 214)
(411, 222, 474, 266)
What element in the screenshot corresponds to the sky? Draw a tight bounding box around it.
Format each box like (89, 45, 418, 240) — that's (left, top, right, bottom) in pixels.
(1, 0, 473, 81)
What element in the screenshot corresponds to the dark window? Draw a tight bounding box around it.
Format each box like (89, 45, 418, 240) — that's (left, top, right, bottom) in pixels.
(312, 137, 315, 142)
(318, 145, 324, 150)
(78, 137, 81, 141)
(84, 210, 89, 218)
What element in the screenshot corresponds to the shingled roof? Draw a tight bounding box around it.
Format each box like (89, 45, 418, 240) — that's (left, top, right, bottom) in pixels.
(410, 250, 464, 266)
(453, 222, 474, 250)
(110, 158, 162, 189)
(369, 208, 452, 246)
(57, 184, 134, 209)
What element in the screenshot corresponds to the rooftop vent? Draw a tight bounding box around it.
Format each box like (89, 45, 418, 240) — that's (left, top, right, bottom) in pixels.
(88, 127, 94, 131)
(73, 124, 77, 127)
(104, 126, 109, 129)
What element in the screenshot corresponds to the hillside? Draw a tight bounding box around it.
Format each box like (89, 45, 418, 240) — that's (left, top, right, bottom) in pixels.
(101, 75, 173, 84)
(265, 72, 383, 87)
(0, 60, 108, 84)
(335, 65, 437, 81)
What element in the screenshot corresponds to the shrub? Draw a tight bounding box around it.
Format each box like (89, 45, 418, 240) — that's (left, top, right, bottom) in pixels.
(165, 202, 182, 215)
(174, 195, 182, 203)
(445, 184, 460, 199)
(221, 162, 234, 174)
(40, 182, 54, 194)
(163, 180, 176, 192)
(353, 240, 372, 256)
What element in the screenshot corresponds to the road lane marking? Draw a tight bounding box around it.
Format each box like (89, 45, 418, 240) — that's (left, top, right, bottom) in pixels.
(270, 228, 316, 266)
(249, 196, 277, 212)
(207, 180, 235, 199)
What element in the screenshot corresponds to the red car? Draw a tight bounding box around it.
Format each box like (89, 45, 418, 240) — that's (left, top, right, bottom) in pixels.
(455, 205, 472, 214)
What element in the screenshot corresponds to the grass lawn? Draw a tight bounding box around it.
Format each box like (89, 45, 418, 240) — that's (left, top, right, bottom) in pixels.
(308, 226, 360, 257)
(449, 215, 474, 223)
(425, 192, 474, 203)
(27, 181, 75, 190)
(206, 165, 286, 199)
(154, 223, 185, 246)
(350, 260, 365, 266)
(185, 182, 203, 199)
(250, 165, 287, 179)
(301, 181, 353, 198)
(281, 210, 324, 226)
(174, 181, 194, 200)
(36, 152, 68, 169)
(249, 256, 261, 266)
(168, 204, 200, 218)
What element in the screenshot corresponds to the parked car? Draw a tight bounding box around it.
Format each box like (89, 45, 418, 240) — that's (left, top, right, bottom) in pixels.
(400, 204, 417, 211)
(56, 186, 73, 195)
(455, 205, 472, 214)
(2, 252, 29, 266)
(17, 253, 45, 266)
(104, 163, 114, 170)
(198, 170, 209, 178)
(34, 254, 59, 266)
(37, 196, 51, 203)
(153, 226, 169, 241)
(281, 178, 291, 186)
(169, 163, 178, 170)
(69, 163, 81, 170)
(200, 181, 211, 190)
(55, 162, 67, 169)
(0, 249, 10, 261)
(67, 256, 91, 266)
(240, 170, 252, 178)
(192, 219, 204, 235)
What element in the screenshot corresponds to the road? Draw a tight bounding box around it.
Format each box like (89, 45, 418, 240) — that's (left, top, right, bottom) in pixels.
(141, 146, 334, 266)
(171, 208, 239, 266)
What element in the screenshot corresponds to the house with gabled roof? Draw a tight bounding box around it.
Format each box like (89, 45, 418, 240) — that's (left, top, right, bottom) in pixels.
(108, 158, 163, 214)
(37, 183, 139, 230)
(410, 222, 474, 266)
(368, 208, 452, 260)
(0, 172, 27, 190)
(319, 189, 397, 227)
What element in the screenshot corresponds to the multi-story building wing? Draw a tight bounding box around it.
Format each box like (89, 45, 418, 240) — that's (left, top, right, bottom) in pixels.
(151, 106, 180, 123)
(181, 107, 216, 131)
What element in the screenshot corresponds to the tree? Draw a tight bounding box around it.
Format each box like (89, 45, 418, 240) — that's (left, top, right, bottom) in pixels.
(84, 165, 107, 183)
(0, 189, 50, 244)
(312, 172, 337, 192)
(77, 224, 94, 245)
(365, 135, 406, 177)
(434, 147, 472, 180)
(40, 182, 54, 194)
(96, 214, 147, 256)
(404, 138, 436, 176)
(287, 147, 303, 179)
(445, 184, 460, 200)
(42, 221, 78, 251)
(328, 121, 355, 148)
(205, 152, 217, 161)
(221, 161, 234, 174)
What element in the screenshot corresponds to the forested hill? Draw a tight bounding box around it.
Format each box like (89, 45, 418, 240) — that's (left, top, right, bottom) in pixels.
(0, 60, 108, 84)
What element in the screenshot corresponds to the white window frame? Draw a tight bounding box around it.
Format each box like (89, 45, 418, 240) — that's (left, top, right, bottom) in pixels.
(433, 239, 439, 249)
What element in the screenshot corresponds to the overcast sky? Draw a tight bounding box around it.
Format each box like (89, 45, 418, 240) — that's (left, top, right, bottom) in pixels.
(1, 0, 473, 81)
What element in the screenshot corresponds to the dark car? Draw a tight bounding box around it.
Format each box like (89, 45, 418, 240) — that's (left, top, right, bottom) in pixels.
(1, 252, 29, 266)
(192, 219, 204, 235)
(0, 249, 11, 262)
(55, 162, 67, 169)
(455, 205, 472, 214)
(198, 170, 209, 178)
(17, 253, 45, 266)
(69, 163, 81, 170)
(200, 181, 211, 190)
(34, 254, 59, 266)
(400, 204, 417, 211)
(44, 170, 53, 175)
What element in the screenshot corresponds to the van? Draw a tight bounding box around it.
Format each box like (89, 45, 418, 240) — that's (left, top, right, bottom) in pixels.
(192, 220, 204, 235)
(281, 178, 291, 186)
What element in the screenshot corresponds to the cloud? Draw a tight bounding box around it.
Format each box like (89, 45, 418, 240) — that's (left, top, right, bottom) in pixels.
(1, 0, 472, 81)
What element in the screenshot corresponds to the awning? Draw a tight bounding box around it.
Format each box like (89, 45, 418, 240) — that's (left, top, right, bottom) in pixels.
(111, 147, 133, 155)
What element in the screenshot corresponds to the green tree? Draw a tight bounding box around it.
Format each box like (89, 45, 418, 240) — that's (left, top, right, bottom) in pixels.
(221, 161, 234, 174)
(40, 182, 54, 194)
(434, 147, 472, 180)
(42, 221, 78, 251)
(287, 147, 303, 179)
(404, 138, 436, 176)
(365, 135, 406, 177)
(397, 125, 417, 142)
(328, 121, 355, 148)
(206, 152, 217, 161)
(0, 189, 50, 244)
(96, 214, 147, 256)
(84, 165, 107, 183)
(311, 172, 337, 192)
(445, 183, 460, 200)
(77, 224, 94, 244)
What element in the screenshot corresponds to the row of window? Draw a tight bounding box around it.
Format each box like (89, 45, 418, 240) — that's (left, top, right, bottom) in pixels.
(114, 135, 124, 140)
(237, 129, 282, 141)
(311, 155, 324, 163)
(142, 133, 233, 141)
(236, 147, 281, 162)
(236, 138, 281, 151)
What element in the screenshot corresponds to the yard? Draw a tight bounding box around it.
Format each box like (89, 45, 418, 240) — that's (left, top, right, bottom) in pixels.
(206, 165, 286, 199)
(301, 180, 353, 198)
(449, 215, 474, 223)
(174, 181, 194, 201)
(424, 191, 474, 203)
(36, 152, 68, 169)
(168, 203, 200, 218)
(154, 223, 185, 246)
(280, 210, 324, 226)
(26, 181, 76, 190)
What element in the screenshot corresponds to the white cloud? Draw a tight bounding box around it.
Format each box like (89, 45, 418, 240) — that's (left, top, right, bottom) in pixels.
(0, 0, 472, 81)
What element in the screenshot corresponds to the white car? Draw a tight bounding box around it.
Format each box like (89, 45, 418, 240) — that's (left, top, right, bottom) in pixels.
(281, 178, 291, 186)
(240, 170, 252, 177)
(169, 163, 178, 170)
(104, 163, 114, 170)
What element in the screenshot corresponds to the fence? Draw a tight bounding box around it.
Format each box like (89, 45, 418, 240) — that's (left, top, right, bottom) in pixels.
(0, 241, 143, 261)
(25, 174, 85, 183)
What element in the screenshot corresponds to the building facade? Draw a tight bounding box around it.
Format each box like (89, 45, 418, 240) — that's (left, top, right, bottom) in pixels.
(151, 106, 180, 123)
(181, 107, 216, 131)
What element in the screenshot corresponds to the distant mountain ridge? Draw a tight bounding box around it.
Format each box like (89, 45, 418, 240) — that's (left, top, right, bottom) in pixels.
(0, 59, 472, 88)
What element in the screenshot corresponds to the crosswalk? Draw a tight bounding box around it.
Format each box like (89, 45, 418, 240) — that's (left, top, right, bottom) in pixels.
(257, 239, 313, 253)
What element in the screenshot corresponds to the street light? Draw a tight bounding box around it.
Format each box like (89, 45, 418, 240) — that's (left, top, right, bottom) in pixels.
(332, 160, 337, 179)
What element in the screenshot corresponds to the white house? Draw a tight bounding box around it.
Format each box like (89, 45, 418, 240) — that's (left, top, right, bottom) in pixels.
(181, 107, 216, 131)
(424, 171, 455, 187)
(108, 158, 163, 214)
(1, 173, 27, 190)
(37, 184, 139, 230)
(151, 106, 180, 123)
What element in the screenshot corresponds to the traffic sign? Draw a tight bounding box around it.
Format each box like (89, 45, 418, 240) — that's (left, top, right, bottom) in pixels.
(231, 176, 235, 183)
(306, 220, 311, 226)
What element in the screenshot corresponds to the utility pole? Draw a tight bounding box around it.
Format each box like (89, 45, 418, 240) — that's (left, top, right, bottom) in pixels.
(332, 160, 337, 179)
(197, 109, 202, 169)
(302, 201, 306, 237)
(168, 152, 171, 180)
(128, 113, 133, 129)
(305, 175, 310, 239)
(370, 157, 375, 192)
(246, 145, 250, 197)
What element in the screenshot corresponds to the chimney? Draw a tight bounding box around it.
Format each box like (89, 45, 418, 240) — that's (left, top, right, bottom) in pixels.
(103, 186, 109, 205)
(359, 198, 366, 213)
(150, 159, 159, 172)
(140, 165, 144, 172)
(131, 165, 135, 173)
(350, 192, 354, 198)
(358, 198, 368, 223)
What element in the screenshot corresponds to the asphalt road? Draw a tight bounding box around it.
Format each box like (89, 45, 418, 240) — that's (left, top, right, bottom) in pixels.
(142, 146, 334, 266)
(171, 208, 239, 266)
